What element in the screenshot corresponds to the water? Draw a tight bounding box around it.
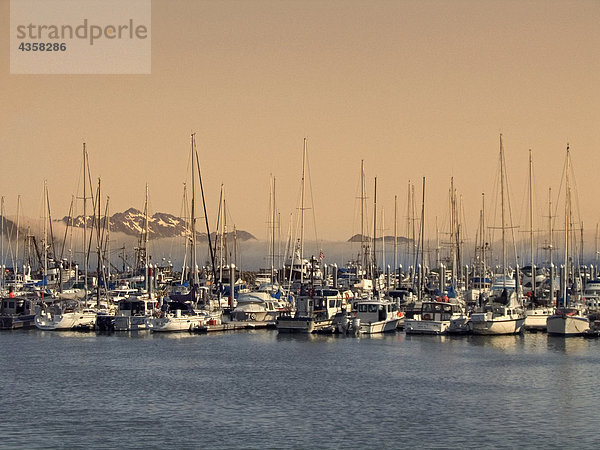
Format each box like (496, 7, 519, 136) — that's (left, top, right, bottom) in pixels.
(1, 330, 599, 449)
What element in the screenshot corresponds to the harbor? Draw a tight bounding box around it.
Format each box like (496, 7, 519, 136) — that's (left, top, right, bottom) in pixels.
(2, 328, 600, 449)
(2, 0, 600, 448)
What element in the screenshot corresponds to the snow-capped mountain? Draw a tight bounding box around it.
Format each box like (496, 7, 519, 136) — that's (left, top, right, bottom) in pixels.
(60, 208, 256, 241)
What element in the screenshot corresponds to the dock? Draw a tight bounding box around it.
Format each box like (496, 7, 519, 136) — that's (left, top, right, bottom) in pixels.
(192, 321, 275, 333)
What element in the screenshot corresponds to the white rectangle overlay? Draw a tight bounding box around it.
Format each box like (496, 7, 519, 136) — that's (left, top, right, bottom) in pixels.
(10, 0, 151, 74)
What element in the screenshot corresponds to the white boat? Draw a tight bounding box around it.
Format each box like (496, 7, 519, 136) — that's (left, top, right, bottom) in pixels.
(469, 135, 525, 336)
(230, 284, 290, 323)
(523, 306, 554, 332)
(583, 279, 600, 312)
(547, 307, 590, 336)
(404, 300, 465, 335)
(469, 289, 525, 335)
(276, 288, 349, 333)
(352, 297, 402, 334)
(34, 299, 97, 331)
(148, 306, 216, 332)
(113, 295, 157, 331)
(546, 147, 589, 337)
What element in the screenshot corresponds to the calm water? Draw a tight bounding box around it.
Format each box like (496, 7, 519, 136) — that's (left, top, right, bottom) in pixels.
(1, 329, 599, 449)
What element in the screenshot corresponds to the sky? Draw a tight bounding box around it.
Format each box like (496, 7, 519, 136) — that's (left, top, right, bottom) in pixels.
(1, 0, 600, 248)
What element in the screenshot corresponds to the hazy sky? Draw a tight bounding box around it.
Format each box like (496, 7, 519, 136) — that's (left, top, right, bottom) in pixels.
(1, 0, 599, 244)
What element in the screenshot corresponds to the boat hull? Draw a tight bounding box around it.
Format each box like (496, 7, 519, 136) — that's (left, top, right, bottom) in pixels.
(404, 319, 449, 335)
(276, 316, 332, 333)
(359, 318, 399, 334)
(469, 314, 525, 335)
(114, 315, 151, 331)
(0, 314, 36, 330)
(523, 309, 553, 332)
(148, 316, 206, 332)
(34, 311, 96, 331)
(547, 315, 590, 336)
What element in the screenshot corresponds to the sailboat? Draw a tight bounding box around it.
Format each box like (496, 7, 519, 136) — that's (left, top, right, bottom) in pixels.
(148, 133, 220, 332)
(34, 178, 96, 330)
(524, 182, 555, 332)
(469, 135, 525, 335)
(351, 177, 402, 334)
(230, 176, 291, 324)
(112, 184, 159, 331)
(547, 144, 590, 336)
(277, 139, 349, 333)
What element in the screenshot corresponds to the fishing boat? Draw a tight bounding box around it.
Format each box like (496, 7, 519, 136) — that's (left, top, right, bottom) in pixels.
(276, 287, 348, 333)
(0, 294, 38, 329)
(113, 294, 157, 331)
(404, 299, 465, 335)
(352, 296, 402, 334)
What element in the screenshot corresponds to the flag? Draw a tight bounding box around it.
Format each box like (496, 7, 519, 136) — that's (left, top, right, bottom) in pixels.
(319, 250, 324, 260)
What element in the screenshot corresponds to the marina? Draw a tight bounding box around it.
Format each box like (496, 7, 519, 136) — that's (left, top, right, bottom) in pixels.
(2, 0, 599, 448)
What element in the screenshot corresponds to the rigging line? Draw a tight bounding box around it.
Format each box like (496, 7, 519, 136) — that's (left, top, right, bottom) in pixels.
(501, 143, 520, 269)
(193, 136, 218, 291)
(305, 144, 321, 252)
(59, 196, 74, 261)
(567, 148, 583, 233)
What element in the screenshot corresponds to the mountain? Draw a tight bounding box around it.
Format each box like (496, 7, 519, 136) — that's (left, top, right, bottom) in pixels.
(347, 234, 412, 244)
(0, 216, 19, 238)
(60, 208, 256, 241)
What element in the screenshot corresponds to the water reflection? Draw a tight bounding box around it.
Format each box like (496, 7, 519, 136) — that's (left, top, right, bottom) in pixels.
(465, 334, 525, 352)
(546, 335, 591, 354)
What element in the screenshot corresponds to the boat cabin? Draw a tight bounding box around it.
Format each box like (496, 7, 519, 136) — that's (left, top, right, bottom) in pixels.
(1, 297, 35, 316)
(117, 298, 156, 316)
(296, 288, 344, 319)
(353, 300, 399, 323)
(420, 301, 462, 321)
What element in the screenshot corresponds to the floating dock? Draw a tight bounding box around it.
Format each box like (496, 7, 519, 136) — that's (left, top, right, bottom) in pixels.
(193, 321, 275, 333)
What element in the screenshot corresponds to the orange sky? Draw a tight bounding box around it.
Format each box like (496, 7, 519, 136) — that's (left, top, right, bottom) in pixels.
(1, 0, 599, 244)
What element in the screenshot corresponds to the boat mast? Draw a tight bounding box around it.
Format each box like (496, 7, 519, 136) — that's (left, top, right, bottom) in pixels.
(43, 180, 48, 289)
(300, 138, 307, 284)
(180, 183, 189, 284)
(373, 176, 377, 289)
(15, 195, 21, 280)
(96, 178, 102, 306)
(271, 176, 276, 284)
(394, 195, 398, 288)
(406, 180, 411, 274)
(548, 188, 554, 306)
(450, 177, 457, 288)
(190, 135, 198, 288)
(381, 207, 385, 281)
(360, 160, 367, 276)
(499, 134, 507, 288)
(417, 177, 425, 301)
(193, 134, 218, 296)
(482, 193, 487, 290)
(528, 149, 535, 299)
(144, 183, 149, 293)
(1, 196, 4, 292)
(82, 143, 88, 299)
(595, 223, 599, 269)
(563, 144, 571, 306)
(105, 195, 111, 288)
